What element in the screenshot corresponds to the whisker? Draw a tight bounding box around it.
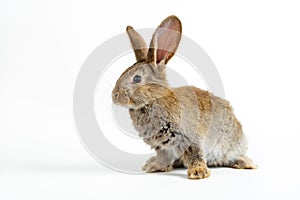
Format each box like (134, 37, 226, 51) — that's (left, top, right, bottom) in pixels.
(102, 103, 113, 115)
(106, 82, 114, 89)
(103, 91, 113, 95)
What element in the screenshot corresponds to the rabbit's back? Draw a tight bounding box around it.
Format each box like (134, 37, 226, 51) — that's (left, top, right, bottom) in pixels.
(173, 86, 247, 166)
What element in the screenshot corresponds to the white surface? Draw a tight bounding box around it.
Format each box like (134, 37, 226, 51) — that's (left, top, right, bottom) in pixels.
(1, 0, 300, 199)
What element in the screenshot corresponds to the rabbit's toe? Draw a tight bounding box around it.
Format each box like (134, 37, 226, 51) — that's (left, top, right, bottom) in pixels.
(142, 159, 173, 173)
(231, 156, 258, 169)
(188, 160, 210, 179)
(143, 163, 173, 173)
(188, 166, 210, 179)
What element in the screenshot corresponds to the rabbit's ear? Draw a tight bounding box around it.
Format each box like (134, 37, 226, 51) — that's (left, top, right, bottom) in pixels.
(147, 15, 182, 65)
(126, 26, 148, 62)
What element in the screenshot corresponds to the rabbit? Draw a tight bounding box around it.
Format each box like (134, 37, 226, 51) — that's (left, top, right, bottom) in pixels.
(112, 15, 257, 179)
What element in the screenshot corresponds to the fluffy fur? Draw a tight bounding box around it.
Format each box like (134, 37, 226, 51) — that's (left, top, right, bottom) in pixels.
(112, 15, 256, 179)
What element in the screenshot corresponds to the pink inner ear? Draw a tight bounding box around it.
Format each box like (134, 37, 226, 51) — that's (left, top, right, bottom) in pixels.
(155, 18, 181, 64)
(156, 28, 181, 63)
(156, 49, 168, 63)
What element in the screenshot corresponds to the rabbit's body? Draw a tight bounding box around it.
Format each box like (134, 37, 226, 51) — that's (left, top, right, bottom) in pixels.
(112, 16, 256, 179)
(129, 85, 247, 169)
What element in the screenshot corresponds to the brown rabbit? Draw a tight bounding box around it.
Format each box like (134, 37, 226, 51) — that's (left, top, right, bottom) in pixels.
(112, 15, 256, 179)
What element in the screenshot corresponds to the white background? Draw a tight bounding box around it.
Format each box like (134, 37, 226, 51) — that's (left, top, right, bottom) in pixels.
(1, 0, 300, 199)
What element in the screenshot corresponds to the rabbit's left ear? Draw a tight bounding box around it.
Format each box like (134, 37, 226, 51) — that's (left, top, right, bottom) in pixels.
(147, 15, 182, 65)
(127, 26, 148, 62)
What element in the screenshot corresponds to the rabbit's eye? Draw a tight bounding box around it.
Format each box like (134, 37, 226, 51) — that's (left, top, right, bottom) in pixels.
(133, 75, 142, 83)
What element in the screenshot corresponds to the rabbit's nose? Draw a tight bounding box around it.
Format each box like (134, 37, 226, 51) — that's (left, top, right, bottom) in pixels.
(113, 92, 119, 99)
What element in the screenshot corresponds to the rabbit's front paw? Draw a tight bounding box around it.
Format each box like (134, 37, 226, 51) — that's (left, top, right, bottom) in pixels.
(188, 160, 210, 179)
(142, 157, 172, 173)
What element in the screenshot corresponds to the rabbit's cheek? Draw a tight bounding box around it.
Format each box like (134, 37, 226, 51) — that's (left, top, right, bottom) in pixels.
(118, 94, 130, 105)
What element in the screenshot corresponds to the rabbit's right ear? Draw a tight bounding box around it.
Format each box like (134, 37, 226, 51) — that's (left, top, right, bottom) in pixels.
(126, 26, 148, 62)
(147, 15, 182, 65)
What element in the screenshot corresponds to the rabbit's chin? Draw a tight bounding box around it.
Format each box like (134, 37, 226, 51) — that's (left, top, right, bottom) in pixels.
(113, 100, 145, 110)
(113, 101, 132, 108)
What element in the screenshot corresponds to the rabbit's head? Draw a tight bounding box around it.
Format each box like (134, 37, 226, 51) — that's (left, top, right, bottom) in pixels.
(112, 16, 182, 109)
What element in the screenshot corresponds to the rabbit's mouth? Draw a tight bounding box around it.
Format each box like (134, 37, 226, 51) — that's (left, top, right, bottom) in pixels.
(112, 87, 129, 104)
(112, 94, 130, 106)
(112, 87, 150, 109)
(112, 90, 135, 108)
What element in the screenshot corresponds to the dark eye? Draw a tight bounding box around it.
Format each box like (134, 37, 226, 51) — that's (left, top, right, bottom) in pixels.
(133, 75, 142, 83)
